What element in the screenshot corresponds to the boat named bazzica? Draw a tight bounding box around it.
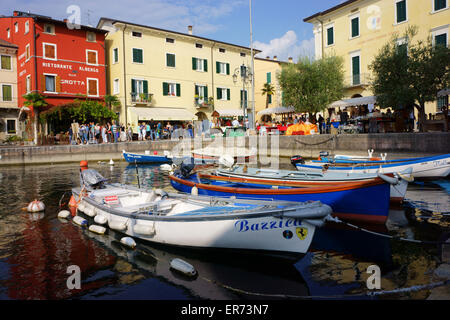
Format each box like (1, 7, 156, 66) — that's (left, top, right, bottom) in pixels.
(123, 150, 171, 164)
(72, 169, 332, 258)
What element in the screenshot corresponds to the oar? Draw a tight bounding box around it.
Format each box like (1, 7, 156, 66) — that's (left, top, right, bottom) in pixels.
(135, 159, 141, 188)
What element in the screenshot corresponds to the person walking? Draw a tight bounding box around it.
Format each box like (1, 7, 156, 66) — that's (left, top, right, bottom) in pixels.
(141, 122, 147, 140)
(127, 123, 133, 141)
(101, 124, 107, 143)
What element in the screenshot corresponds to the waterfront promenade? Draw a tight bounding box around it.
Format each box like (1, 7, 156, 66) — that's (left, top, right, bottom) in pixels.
(1, 132, 449, 166)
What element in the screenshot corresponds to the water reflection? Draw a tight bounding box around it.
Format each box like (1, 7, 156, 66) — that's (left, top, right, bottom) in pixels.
(0, 162, 448, 300)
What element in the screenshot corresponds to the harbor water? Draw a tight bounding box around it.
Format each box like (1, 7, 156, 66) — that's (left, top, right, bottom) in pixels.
(0, 161, 448, 300)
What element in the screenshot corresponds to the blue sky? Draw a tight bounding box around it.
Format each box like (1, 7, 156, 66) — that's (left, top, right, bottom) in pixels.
(2, 0, 343, 60)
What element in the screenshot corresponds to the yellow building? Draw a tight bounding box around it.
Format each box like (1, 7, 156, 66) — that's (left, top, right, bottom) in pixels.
(254, 56, 293, 120)
(97, 18, 260, 129)
(0, 39, 21, 141)
(304, 0, 449, 117)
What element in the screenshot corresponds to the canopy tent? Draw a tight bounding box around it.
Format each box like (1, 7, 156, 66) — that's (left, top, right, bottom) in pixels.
(330, 96, 377, 109)
(129, 107, 196, 121)
(438, 88, 449, 97)
(212, 109, 244, 117)
(257, 106, 295, 116)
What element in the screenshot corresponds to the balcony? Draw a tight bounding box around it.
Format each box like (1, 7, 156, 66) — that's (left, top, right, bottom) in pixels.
(194, 97, 213, 108)
(345, 73, 372, 88)
(131, 92, 152, 105)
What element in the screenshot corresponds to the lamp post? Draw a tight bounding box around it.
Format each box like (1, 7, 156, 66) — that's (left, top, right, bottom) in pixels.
(233, 64, 253, 128)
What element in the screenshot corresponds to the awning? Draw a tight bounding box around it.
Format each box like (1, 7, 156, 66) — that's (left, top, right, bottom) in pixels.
(438, 88, 449, 97)
(129, 107, 196, 121)
(212, 109, 244, 117)
(257, 106, 295, 115)
(330, 96, 377, 109)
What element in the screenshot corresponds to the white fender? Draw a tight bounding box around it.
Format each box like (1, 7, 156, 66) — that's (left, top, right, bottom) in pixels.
(57, 210, 71, 219)
(84, 206, 97, 217)
(89, 225, 106, 235)
(94, 215, 108, 225)
(27, 200, 45, 212)
(109, 220, 127, 231)
(170, 258, 197, 277)
(378, 173, 399, 185)
(120, 237, 136, 249)
(77, 202, 86, 213)
(191, 185, 198, 196)
(73, 216, 88, 227)
(133, 224, 155, 236)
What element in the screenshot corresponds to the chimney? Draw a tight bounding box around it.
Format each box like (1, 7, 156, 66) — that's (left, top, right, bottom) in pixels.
(188, 25, 193, 35)
(288, 57, 293, 63)
(273, 56, 278, 61)
(13, 11, 19, 16)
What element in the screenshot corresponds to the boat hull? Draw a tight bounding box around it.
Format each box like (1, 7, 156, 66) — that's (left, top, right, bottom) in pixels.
(123, 151, 171, 164)
(72, 188, 321, 256)
(169, 174, 391, 224)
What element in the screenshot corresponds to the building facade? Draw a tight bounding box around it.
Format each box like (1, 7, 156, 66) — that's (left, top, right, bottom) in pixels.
(0, 11, 107, 139)
(0, 39, 20, 141)
(97, 18, 260, 128)
(304, 0, 449, 116)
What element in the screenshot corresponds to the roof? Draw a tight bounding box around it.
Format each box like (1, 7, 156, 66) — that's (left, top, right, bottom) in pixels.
(0, 38, 18, 48)
(97, 17, 261, 53)
(303, 0, 360, 22)
(7, 11, 107, 33)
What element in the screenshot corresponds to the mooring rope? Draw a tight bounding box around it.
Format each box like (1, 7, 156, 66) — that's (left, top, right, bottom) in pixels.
(295, 135, 336, 146)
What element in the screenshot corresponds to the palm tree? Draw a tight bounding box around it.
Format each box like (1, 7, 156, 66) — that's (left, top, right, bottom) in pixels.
(23, 92, 48, 144)
(261, 83, 274, 109)
(104, 94, 121, 110)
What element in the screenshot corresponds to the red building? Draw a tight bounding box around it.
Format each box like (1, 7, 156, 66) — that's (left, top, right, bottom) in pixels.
(0, 11, 107, 135)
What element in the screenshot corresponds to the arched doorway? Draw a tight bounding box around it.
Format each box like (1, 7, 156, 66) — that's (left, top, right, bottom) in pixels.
(196, 111, 208, 121)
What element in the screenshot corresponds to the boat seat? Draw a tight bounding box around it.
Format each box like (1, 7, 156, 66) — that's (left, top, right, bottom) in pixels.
(151, 199, 179, 215)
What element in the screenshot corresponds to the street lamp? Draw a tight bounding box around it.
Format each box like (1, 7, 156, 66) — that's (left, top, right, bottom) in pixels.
(233, 63, 253, 128)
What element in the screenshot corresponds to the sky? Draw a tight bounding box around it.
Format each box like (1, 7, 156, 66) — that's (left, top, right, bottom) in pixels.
(1, 0, 344, 61)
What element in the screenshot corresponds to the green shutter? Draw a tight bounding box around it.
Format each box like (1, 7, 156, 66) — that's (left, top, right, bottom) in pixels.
(133, 48, 142, 63)
(204, 59, 208, 72)
(216, 61, 220, 73)
(268, 94, 272, 104)
(167, 53, 175, 67)
(226, 63, 230, 75)
(2, 85, 12, 101)
(143, 80, 148, 94)
(131, 79, 136, 94)
(397, 0, 407, 23)
(163, 82, 169, 96)
(217, 88, 222, 99)
(352, 56, 360, 85)
(176, 83, 181, 97)
(351, 17, 359, 37)
(195, 85, 199, 95)
(114, 48, 118, 62)
(435, 33, 447, 47)
(267, 72, 271, 84)
(204, 86, 208, 99)
(227, 88, 230, 100)
(327, 27, 334, 45)
(192, 57, 197, 70)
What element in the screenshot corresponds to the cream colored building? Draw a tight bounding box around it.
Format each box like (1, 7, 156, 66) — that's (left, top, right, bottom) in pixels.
(304, 0, 449, 116)
(254, 56, 293, 120)
(97, 18, 261, 129)
(0, 39, 21, 141)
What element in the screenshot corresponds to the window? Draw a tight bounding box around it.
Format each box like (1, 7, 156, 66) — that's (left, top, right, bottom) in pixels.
(195, 43, 203, 48)
(132, 31, 142, 38)
(26, 75, 31, 93)
(113, 79, 120, 94)
(397, 38, 408, 56)
(195, 85, 208, 104)
(162, 82, 180, 97)
(351, 53, 361, 85)
(7, 28, 10, 39)
(132, 48, 143, 63)
(166, 53, 175, 67)
(216, 61, 230, 75)
(327, 26, 334, 46)
(43, 43, 57, 60)
(131, 79, 148, 101)
(86, 32, 96, 42)
(0, 55, 12, 70)
(113, 48, 119, 64)
(6, 119, 16, 134)
(25, 44, 30, 61)
(166, 38, 175, 43)
(435, 33, 448, 47)
(219, 48, 226, 53)
(217, 87, 230, 100)
(24, 21, 29, 34)
(44, 75, 56, 92)
(266, 72, 271, 84)
(433, 0, 447, 12)
(87, 78, 99, 96)
(43, 24, 55, 34)
(437, 95, 448, 112)
(192, 57, 207, 72)
(86, 50, 98, 65)
(396, 0, 407, 24)
(432, 26, 449, 47)
(350, 14, 360, 38)
(14, 22, 18, 33)
(240, 89, 248, 108)
(240, 52, 246, 57)
(1, 84, 12, 101)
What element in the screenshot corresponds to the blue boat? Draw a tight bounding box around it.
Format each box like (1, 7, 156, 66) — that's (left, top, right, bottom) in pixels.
(169, 170, 392, 225)
(122, 150, 171, 164)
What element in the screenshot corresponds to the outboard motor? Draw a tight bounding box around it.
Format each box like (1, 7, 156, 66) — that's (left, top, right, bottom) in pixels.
(174, 157, 196, 178)
(291, 155, 305, 166)
(80, 169, 108, 190)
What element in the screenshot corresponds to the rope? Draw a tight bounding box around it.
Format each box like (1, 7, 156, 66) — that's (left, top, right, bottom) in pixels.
(324, 215, 449, 245)
(294, 135, 336, 146)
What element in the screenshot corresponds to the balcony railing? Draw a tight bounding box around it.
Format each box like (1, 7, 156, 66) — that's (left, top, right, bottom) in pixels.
(194, 97, 213, 108)
(131, 92, 152, 104)
(345, 73, 372, 88)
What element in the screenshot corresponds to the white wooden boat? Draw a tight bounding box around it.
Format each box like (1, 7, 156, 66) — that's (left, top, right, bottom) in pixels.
(72, 169, 332, 258)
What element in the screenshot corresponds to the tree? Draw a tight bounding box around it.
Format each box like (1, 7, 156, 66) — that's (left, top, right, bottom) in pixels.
(278, 55, 344, 119)
(261, 83, 274, 109)
(104, 94, 121, 110)
(370, 26, 450, 132)
(23, 92, 48, 144)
